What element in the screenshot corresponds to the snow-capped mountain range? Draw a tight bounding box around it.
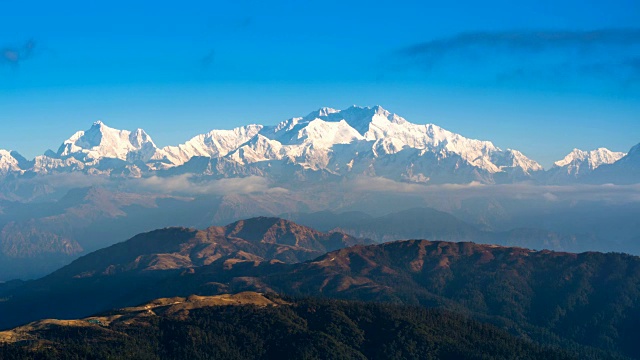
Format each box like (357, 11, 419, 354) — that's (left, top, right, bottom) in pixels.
(546, 148, 626, 181)
(0, 106, 635, 184)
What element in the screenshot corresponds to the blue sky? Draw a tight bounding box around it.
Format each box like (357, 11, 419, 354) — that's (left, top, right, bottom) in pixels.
(1, 0, 639, 167)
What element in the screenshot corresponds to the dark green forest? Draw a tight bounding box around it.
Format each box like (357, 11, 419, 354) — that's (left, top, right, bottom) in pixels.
(0, 296, 624, 360)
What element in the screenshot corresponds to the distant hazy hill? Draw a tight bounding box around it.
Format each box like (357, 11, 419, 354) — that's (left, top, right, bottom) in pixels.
(0, 187, 217, 280)
(285, 207, 600, 252)
(0, 187, 330, 281)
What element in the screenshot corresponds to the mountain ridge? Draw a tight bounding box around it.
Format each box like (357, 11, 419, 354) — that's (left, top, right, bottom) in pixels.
(3, 105, 633, 184)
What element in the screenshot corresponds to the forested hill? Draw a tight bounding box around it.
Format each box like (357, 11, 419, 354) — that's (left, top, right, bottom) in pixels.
(0, 292, 616, 360)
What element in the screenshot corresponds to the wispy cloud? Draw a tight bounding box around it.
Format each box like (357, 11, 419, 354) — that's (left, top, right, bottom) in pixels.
(396, 29, 640, 88)
(1, 39, 36, 67)
(401, 29, 640, 60)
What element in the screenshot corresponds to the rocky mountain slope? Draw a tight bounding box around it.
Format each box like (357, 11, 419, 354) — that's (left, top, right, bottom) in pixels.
(50, 217, 369, 278)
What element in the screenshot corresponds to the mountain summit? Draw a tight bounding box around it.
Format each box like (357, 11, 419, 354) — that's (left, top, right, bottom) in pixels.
(49, 216, 368, 279)
(553, 148, 625, 175)
(56, 121, 158, 163)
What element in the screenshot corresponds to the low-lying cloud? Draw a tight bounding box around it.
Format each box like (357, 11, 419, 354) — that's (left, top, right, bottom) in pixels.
(17, 172, 110, 190)
(0, 173, 290, 201)
(131, 174, 288, 196)
(347, 177, 640, 203)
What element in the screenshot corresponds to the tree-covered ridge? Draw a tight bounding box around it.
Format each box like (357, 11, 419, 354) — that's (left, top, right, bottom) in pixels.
(248, 240, 640, 357)
(0, 295, 615, 360)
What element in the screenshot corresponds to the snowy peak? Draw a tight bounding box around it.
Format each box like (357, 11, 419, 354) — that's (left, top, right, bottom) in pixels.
(1, 105, 630, 185)
(73, 106, 542, 179)
(0, 149, 22, 174)
(301, 119, 360, 145)
(306, 107, 340, 119)
(129, 128, 154, 148)
(295, 105, 394, 136)
(492, 149, 543, 174)
(228, 134, 284, 164)
(156, 124, 263, 166)
(56, 121, 157, 162)
(553, 148, 626, 176)
(284, 119, 364, 147)
(259, 105, 542, 177)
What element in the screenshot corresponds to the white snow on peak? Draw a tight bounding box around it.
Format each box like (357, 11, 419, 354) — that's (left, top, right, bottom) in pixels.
(287, 119, 364, 146)
(250, 105, 542, 176)
(306, 105, 394, 136)
(372, 137, 407, 155)
(228, 134, 284, 165)
(155, 124, 264, 166)
(57, 121, 158, 162)
(253, 118, 365, 170)
(0, 150, 22, 174)
(492, 149, 544, 174)
(311, 107, 341, 118)
(553, 148, 626, 175)
(295, 105, 541, 174)
(0, 106, 551, 182)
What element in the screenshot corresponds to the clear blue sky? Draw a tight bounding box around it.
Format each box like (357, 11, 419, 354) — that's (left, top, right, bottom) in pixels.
(1, 0, 639, 167)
